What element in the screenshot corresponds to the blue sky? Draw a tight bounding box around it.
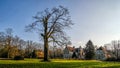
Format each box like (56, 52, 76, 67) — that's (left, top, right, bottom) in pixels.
(0, 0, 120, 47)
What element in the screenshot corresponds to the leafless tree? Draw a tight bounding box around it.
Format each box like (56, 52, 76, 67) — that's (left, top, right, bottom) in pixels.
(0, 32, 6, 52)
(25, 6, 73, 61)
(5, 28, 13, 58)
(12, 36, 26, 56)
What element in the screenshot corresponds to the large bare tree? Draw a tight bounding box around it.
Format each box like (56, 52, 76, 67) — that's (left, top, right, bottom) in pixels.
(26, 6, 73, 61)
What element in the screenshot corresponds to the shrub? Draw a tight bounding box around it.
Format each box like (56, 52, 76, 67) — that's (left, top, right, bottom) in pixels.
(37, 57, 44, 59)
(116, 58, 120, 61)
(106, 57, 116, 61)
(14, 56, 24, 60)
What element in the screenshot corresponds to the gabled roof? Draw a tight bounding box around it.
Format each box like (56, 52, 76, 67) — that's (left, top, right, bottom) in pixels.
(65, 46, 74, 52)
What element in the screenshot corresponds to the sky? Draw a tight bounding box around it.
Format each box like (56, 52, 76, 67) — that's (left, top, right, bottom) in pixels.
(0, 0, 120, 47)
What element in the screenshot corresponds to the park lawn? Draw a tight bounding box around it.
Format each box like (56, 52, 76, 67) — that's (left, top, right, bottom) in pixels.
(0, 59, 120, 68)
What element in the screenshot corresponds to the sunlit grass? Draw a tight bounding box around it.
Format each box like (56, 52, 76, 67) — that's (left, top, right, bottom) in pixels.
(0, 59, 119, 68)
(52, 59, 101, 62)
(0, 58, 40, 64)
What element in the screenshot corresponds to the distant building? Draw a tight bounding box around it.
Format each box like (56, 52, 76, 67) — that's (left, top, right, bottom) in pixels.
(95, 47, 106, 60)
(63, 46, 85, 59)
(63, 46, 74, 59)
(95, 47, 111, 60)
(75, 46, 85, 59)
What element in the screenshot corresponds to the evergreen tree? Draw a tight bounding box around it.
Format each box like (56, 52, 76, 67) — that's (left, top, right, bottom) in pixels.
(32, 50, 37, 58)
(85, 40, 95, 60)
(72, 52, 77, 58)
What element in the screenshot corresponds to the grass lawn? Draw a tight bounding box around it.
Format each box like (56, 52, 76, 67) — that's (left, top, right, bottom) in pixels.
(0, 59, 120, 68)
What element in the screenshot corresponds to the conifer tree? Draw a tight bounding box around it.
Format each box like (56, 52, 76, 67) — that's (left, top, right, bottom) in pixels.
(85, 40, 95, 60)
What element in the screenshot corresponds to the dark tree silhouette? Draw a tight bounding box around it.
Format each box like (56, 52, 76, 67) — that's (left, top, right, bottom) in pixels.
(85, 40, 95, 60)
(72, 52, 77, 59)
(25, 6, 73, 61)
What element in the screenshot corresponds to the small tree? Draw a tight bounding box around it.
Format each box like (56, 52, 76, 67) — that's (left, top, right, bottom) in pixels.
(85, 40, 95, 60)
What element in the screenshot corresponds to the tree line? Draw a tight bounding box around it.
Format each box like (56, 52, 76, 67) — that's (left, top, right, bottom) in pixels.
(0, 28, 42, 58)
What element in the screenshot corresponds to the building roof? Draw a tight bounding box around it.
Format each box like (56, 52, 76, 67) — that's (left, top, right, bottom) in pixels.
(66, 46, 75, 52)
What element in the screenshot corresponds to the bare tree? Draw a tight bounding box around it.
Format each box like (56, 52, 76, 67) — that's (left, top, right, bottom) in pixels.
(26, 6, 73, 61)
(5, 28, 13, 58)
(112, 40, 120, 59)
(0, 32, 5, 47)
(12, 36, 25, 56)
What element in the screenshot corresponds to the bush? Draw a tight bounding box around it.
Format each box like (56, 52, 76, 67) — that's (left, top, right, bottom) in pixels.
(37, 57, 44, 59)
(14, 56, 24, 60)
(116, 58, 120, 61)
(106, 57, 116, 61)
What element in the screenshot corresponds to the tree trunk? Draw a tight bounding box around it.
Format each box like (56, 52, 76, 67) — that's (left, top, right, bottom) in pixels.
(43, 19, 49, 61)
(7, 40, 11, 58)
(8, 50, 9, 58)
(44, 38, 48, 61)
(7, 49, 10, 58)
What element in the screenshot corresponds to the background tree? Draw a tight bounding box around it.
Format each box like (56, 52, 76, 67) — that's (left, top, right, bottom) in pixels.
(26, 6, 73, 61)
(12, 36, 25, 57)
(25, 40, 33, 58)
(0, 28, 42, 58)
(5, 28, 13, 58)
(85, 40, 95, 60)
(0, 32, 5, 49)
(112, 40, 120, 59)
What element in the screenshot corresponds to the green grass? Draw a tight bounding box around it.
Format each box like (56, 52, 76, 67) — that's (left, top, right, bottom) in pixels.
(0, 59, 120, 68)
